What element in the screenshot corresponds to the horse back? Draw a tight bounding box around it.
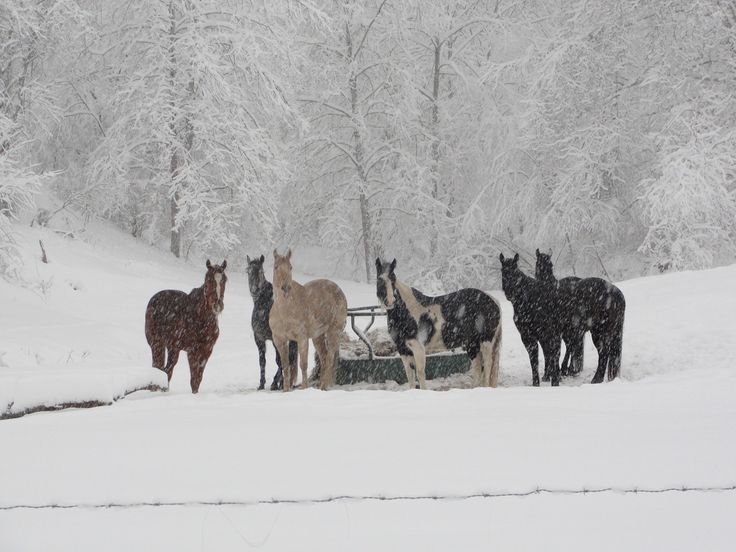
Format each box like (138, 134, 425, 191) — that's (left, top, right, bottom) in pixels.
(433, 288, 501, 349)
(270, 278, 347, 340)
(145, 288, 216, 350)
(303, 279, 348, 324)
(569, 277, 625, 327)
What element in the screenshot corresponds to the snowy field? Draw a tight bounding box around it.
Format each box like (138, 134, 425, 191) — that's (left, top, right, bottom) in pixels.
(1, 223, 735, 550)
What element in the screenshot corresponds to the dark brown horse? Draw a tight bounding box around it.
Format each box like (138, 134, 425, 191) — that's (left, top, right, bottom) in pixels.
(145, 260, 227, 393)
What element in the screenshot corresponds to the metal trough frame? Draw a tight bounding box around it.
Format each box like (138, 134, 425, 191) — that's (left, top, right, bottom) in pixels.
(336, 305, 470, 385)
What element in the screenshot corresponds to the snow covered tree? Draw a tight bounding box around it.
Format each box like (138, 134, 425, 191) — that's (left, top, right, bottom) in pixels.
(0, 0, 90, 274)
(85, 0, 299, 258)
(290, 0, 425, 281)
(637, 0, 736, 269)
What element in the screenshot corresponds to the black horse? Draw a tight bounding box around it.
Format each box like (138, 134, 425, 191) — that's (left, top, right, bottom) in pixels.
(246, 255, 297, 390)
(534, 249, 582, 377)
(499, 253, 562, 386)
(375, 258, 502, 389)
(535, 250, 626, 383)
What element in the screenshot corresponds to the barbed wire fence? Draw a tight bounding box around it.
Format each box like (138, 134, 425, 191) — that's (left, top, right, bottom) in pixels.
(2, 484, 734, 511)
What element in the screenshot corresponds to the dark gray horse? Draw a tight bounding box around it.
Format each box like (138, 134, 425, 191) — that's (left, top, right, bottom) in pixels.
(246, 255, 296, 390)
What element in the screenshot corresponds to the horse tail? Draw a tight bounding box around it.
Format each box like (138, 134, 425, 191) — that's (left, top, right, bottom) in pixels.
(482, 315, 502, 388)
(607, 312, 625, 381)
(145, 303, 165, 370)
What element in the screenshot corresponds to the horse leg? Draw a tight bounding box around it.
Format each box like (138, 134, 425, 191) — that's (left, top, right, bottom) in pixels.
(470, 353, 482, 387)
(322, 328, 342, 390)
(273, 336, 291, 392)
(314, 334, 329, 390)
(541, 337, 561, 387)
(256, 339, 267, 390)
(164, 348, 179, 383)
(271, 345, 283, 391)
(406, 339, 427, 390)
(560, 337, 571, 377)
(298, 339, 310, 390)
(151, 340, 165, 371)
(288, 341, 299, 384)
(187, 350, 203, 393)
(521, 336, 540, 387)
(591, 330, 609, 384)
(400, 354, 415, 389)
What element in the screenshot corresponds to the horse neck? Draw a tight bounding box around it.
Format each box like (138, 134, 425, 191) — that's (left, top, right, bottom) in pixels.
(190, 285, 216, 319)
(509, 271, 539, 304)
(394, 279, 424, 320)
(274, 276, 304, 303)
(252, 278, 272, 302)
(539, 266, 558, 285)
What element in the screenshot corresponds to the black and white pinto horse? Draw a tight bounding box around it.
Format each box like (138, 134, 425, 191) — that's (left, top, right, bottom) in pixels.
(534, 250, 626, 383)
(246, 255, 297, 390)
(499, 253, 562, 386)
(375, 258, 502, 389)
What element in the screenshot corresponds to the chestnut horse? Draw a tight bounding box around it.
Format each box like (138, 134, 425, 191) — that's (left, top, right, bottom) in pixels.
(145, 260, 227, 393)
(269, 249, 347, 391)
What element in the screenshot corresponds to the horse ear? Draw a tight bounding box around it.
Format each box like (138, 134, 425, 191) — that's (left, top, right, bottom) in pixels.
(547, 248, 553, 257)
(286, 248, 292, 260)
(499, 253, 505, 263)
(273, 249, 278, 260)
(375, 257, 382, 273)
(536, 248, 540, 257)
(513, 253, 519, 264)
(222, 260, 227, 270)
(246, 255, 251, 263)
(259, 254, 264, 264)
(206, 259, 212, 270)
(389, 258, 397, 272)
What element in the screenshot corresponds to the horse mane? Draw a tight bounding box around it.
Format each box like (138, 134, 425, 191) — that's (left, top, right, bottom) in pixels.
(189, 285, 204, 302)
(410, 287, 436, 307)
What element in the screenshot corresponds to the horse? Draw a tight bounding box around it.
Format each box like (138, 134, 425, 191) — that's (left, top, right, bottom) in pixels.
(145, 260, 227, 393)
(375, 258, 502, 390)
(269, 249, 347, 391)
(246, 254, 297, 390)
(534, 249, 583, 377)
(499, 253, 562, 386)
(534, 250, 625, 383)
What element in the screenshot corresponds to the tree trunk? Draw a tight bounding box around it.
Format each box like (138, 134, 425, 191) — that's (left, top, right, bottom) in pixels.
(429, 41, 442, 257)
(170, 193, 181, 258)
(346, 23, 375, 282)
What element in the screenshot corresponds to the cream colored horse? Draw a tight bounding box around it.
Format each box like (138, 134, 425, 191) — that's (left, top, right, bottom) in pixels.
(269, 249, 348, 391)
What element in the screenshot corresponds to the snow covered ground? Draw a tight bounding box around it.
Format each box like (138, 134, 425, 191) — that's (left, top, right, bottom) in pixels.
(1, 221, 735, 550)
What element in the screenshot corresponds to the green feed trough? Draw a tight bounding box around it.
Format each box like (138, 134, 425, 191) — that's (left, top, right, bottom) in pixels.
(336, 305, 471, 385)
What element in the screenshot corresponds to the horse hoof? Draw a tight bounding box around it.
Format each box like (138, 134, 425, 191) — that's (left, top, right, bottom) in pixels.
(257, 384, 265, 391)
(532, 380, 540, 387)
(542, 374, 550, 382)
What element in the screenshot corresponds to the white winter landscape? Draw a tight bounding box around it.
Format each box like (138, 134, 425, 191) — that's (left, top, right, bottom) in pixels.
(2, 1, 736, 551)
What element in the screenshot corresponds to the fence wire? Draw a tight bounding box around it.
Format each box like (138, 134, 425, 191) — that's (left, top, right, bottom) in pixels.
(2, 484, 734, 511)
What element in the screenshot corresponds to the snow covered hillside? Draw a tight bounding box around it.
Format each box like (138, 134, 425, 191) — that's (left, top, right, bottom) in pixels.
(0, 221, 734, 551)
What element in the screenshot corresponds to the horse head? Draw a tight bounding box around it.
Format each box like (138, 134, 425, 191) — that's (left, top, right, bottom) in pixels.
(273, 248, 293, 297)
(499, 252, 523, 300)
(535, 248, 555, 283)
(375, 257, 398, 310)
(246, 254, 267, 297)
(204, 259, 227, 315)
